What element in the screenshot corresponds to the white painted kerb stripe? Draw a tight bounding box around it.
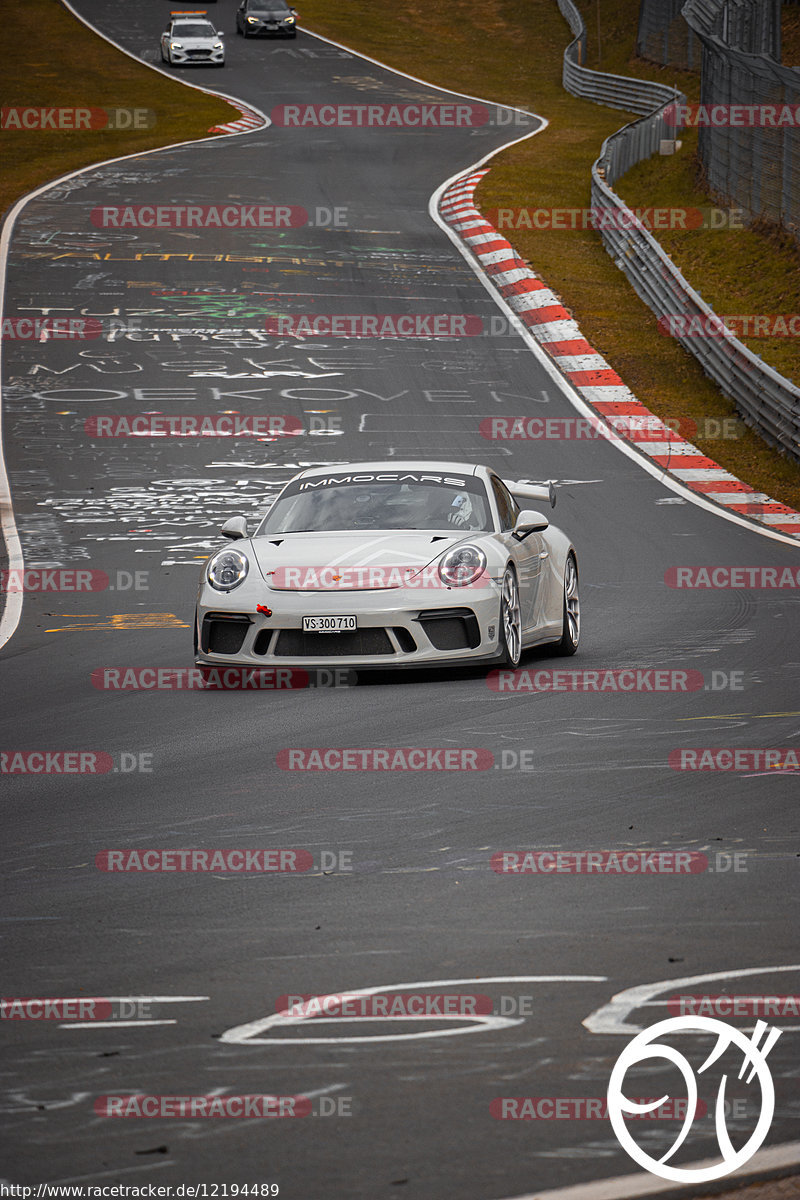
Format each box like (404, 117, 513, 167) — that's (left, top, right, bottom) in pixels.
(550, 354, 609, 371)
(494, 1140, 800, 1200)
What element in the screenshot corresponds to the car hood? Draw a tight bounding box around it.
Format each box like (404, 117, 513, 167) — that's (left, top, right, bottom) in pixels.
(251, 531, 464, 590)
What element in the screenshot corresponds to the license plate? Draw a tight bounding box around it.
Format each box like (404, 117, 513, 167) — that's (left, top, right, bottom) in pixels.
(303, 615, 357, 633)
(266, 22, 278, 28)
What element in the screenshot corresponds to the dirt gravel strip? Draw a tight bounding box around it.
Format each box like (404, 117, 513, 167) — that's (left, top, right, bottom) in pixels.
(439, 171, 800, 542)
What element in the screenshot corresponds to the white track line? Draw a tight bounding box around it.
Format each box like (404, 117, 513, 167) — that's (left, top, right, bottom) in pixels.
(495, 1139, 800, 1200)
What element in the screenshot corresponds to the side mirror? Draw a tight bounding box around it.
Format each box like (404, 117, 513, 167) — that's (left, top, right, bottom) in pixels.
(291, 7, 299, 14)
(220, 515, 248, 540)
(217, 30, 225, 36)
(513, 509, 549, 539)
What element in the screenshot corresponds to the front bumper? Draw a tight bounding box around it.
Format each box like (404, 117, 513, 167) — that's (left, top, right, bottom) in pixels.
(243, 19, 296, 34)
(195, 585, 504, 669)
(169, 47, 225, 64)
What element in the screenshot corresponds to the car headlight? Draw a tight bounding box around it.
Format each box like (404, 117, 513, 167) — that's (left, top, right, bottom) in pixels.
(247, 15, 259, 21)
(207, 548, 249, 591)
(214, 41, 223, 48)
(284, 15, 295, 21)
(438, 544, 487, 587)
(170, 41, 183, 48)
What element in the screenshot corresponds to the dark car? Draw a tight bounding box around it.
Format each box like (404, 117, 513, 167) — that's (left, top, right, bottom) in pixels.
(236, 0, 298, 37)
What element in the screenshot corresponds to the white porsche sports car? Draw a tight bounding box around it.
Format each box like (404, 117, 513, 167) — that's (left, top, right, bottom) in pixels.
(194, 461, 580, 671)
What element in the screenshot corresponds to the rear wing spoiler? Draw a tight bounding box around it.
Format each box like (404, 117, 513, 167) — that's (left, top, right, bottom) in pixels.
(503, 479, 557, 509)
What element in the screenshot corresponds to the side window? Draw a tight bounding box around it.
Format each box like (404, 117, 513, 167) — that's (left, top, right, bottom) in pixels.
(490, 476, 519, 531)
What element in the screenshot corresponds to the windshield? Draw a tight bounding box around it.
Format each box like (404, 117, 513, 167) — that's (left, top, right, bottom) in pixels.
(258, 472, 492, 534)
(171, 23, 216, 36)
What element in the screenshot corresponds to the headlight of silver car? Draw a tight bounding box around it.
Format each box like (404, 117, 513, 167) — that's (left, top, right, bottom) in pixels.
(438, 544, 487, 588)
(207, 548, 249, 591)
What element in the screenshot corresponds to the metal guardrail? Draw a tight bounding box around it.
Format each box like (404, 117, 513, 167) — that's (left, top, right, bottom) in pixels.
(553, 0, 800, 462)
(636, 0, 703, 71)
(558, 0, 678, 115)
(683, 0, 800, 240)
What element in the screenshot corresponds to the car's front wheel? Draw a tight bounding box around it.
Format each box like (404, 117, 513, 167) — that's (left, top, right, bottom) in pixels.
(498, 566, 522, 667)
(555, 553, 580, 655)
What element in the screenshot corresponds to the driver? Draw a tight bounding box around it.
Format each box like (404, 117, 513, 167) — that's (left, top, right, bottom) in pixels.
(447, 491, 476, 529)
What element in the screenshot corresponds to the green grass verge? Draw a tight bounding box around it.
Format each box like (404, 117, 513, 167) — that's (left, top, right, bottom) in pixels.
(0, 0, 235, 221)
(296, 0, 800, 512)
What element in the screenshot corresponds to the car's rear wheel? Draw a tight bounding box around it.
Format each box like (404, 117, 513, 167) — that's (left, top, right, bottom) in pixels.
(555, 553, 580, 655)
(498, 566, 522, 667)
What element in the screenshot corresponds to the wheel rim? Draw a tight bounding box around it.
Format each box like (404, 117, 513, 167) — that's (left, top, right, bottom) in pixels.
(501, 569, 521, 665)
(564, 556, 580, 646)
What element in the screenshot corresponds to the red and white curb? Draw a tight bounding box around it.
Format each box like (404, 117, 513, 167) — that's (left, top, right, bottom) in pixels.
(209, 101, 266, 135)
(440, 170, 800, 541)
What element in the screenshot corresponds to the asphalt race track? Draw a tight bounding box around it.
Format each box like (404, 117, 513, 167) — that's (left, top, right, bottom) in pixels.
(1, 4, 799, 1196)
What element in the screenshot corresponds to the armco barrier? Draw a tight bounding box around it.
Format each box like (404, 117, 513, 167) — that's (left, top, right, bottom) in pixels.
(636, 0, 703, 71)
(682, 0, 800, 240)
(555, 0, 800, 463)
